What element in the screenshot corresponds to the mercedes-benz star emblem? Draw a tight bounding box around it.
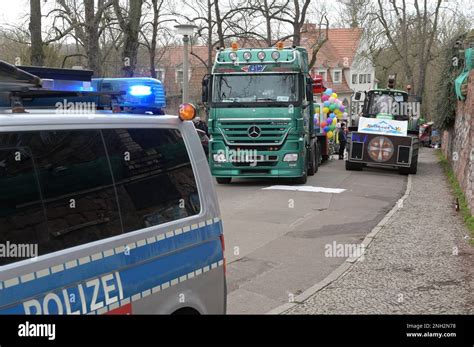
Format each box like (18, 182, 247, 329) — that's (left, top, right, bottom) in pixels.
(248, 125, 262, 138)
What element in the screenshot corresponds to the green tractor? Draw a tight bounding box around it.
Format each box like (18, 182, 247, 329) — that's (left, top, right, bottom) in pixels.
(346, 76, 421, 175)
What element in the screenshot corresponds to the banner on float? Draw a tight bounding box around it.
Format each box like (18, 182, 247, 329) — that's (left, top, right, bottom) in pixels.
(358, 117, 407, 137)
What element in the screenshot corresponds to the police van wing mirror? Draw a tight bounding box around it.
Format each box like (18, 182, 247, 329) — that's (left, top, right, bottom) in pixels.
(354, 92, 361, 101)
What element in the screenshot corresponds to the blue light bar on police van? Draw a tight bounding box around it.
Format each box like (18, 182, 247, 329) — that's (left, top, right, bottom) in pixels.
(129, 85, 153, 96)
(92, 77, 166, 113)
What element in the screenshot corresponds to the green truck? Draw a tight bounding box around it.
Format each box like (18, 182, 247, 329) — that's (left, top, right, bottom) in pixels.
(346, 77, 421, 175)
(202, 45, 323, 184)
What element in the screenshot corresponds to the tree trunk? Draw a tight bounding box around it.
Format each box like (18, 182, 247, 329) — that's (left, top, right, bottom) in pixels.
(29, 0, 44, 66)
(84, 0, 102, 76)
(214, 0, 225, 48)
(121, 0, 143, 77)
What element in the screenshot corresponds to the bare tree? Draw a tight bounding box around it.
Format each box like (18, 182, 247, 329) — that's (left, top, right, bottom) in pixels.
(56, 0, 113, 76)
(113, 0, 144, 77)
(337, 0, 370, 28)
(29, 0, 44, 66)
(274, 0, 312, 46)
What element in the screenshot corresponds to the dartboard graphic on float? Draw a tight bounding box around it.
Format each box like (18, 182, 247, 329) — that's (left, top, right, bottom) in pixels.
(367, 136, 395, 162)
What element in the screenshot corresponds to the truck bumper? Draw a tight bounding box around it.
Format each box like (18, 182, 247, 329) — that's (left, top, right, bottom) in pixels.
(211, 167, 305, 178)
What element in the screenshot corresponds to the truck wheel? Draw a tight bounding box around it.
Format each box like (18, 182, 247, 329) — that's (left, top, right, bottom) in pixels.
(293, 171, 307, 184)
(399, 155, 418, 175)
(294, 156, 308, 184)
(307, 145, 317, 176)
(345, 160, 363, 171)
(216, 177, 232, 184)
(410, 156, 418, 175)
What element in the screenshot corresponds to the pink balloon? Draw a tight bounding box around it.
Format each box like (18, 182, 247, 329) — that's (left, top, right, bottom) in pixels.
(321, 94, 329, 101)
(329, 97, 335, 103)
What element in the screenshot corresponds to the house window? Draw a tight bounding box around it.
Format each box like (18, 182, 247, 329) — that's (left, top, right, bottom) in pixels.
(367, 73, 371, 84)
(359, 74, 367, 84)
(352, 74, 357, 84)
(176, 68, 192, 84)
(155, 68, 165, 81)
(333, 70, 342, 84)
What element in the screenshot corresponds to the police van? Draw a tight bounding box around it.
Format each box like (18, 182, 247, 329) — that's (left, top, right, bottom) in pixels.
(0, 61, 226, 315)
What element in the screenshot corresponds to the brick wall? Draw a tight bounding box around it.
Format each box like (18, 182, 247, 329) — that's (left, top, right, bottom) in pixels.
(442, 70, 474, 214)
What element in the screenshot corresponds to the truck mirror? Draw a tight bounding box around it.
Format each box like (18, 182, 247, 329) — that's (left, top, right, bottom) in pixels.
(202, 74, 211, 103)
(306, 78, 313, 101)
(354, 92, 361, 101)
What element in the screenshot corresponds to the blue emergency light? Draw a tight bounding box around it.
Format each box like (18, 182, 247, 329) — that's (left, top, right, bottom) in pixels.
(129, 85, 153, 96)
(0, 63, 167, 115)
(92, 77, 166, 114)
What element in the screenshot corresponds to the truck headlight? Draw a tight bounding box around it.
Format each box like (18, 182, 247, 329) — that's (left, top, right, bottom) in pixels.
(283, 153, 298, 162)
(213, 153, 227, 162)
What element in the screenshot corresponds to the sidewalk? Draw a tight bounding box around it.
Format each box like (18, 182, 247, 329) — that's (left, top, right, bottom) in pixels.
(284, 148, 473, 314)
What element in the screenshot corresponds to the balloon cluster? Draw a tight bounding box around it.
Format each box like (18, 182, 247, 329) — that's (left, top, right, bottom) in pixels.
(313, 88, 348, 139)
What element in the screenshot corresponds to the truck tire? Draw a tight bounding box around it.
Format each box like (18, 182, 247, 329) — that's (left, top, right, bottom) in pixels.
(345, 160, 363, 171)
(399, 155, 418, 175)
(293, 171, 307, 184)
(216, 177, 232, 184)
(294, 155, 308, 184)
(307, 144, 317, 176)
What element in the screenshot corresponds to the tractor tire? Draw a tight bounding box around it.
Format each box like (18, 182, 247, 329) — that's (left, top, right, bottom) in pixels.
(345, 160, 363, 171)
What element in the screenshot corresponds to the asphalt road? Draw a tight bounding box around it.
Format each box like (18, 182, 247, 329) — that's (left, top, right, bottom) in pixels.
(215, 157, 408, 314)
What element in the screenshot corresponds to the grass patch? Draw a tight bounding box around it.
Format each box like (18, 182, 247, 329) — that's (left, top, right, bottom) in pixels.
(436, 149, 474, 245)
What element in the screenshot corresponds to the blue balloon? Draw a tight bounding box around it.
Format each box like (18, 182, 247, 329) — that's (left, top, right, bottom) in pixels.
(325, 88, 333, 95)
(324, 101, 330, 107)
(324, 126, 330, 132)
(329, 113, 335, 118)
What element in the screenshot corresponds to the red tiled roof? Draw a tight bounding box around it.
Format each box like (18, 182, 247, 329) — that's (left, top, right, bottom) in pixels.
(301, 27, 363, 68)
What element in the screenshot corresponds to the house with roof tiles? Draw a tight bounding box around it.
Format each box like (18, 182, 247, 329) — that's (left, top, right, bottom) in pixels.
(301, 25, 377, 117)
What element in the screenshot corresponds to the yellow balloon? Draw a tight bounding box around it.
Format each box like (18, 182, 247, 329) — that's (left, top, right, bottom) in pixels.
(323, 107, 329, 114)
(327, 130, 334, 138)
(332, 117, 337, 125)
(331, 93, 337, 99)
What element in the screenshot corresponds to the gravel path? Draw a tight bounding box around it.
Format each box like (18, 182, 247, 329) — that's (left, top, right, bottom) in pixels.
(286, 148, 474, 314)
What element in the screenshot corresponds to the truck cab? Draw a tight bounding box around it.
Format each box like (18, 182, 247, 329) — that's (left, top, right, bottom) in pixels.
(202, 44, 320, 184)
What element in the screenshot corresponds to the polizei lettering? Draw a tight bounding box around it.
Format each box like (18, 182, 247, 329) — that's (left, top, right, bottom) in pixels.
(22, 271, 124, 314)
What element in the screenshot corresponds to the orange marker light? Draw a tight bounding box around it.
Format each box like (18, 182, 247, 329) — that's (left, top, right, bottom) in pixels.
(231, 42, 238, 51)
(179, 103, 196, 121)
(276, 41, 284, 50)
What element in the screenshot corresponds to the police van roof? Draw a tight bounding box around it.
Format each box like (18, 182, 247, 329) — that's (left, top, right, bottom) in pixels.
(0, 111, 181, 128)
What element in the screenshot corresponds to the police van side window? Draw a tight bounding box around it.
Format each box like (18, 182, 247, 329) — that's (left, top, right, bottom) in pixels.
(35, 130, 122, 254)
(102, 128, 201, 232)
(0, 136, 46, 266)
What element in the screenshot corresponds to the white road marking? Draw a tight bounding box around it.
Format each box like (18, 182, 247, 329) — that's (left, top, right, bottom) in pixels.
(262, 185, 346, 194)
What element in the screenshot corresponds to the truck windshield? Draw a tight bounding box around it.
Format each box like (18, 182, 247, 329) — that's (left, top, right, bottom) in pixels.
(212, 74, 299, 104)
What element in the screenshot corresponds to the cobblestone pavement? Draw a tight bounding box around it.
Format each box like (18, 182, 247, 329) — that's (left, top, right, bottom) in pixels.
(286, 148, 474, 314)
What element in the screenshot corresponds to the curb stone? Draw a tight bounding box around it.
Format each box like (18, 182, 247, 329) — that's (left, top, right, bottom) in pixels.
(266, 175, 413, 315)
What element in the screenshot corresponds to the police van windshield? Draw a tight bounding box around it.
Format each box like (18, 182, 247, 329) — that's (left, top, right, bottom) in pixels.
(212, 74, 299, 104)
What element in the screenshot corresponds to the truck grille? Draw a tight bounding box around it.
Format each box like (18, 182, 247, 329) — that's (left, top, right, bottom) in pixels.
(218, 118, 291, 146)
